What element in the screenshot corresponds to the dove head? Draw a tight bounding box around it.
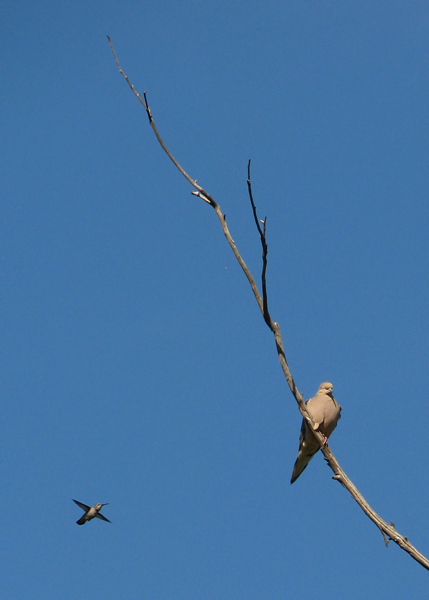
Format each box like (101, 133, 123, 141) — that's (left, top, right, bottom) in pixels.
(318, 382, 333, 395)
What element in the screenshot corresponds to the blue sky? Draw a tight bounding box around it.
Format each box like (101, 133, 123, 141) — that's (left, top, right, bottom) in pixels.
(2, 1, 429, 597)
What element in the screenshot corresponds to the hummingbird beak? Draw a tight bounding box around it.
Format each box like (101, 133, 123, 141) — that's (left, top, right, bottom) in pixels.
(101, 503, 109, 506)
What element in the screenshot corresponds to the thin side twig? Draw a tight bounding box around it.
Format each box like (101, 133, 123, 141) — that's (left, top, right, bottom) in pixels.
(108, 36, 429, 572)
(247, 160, 270, 326)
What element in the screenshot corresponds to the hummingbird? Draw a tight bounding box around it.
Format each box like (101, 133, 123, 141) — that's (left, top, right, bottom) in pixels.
(73, 499, 111, 525)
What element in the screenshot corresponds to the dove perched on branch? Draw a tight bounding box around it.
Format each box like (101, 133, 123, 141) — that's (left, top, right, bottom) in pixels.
(291, 382, 341, 484)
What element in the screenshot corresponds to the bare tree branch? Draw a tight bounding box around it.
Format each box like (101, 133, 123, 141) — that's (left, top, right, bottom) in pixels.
(108, 36, 429, 572)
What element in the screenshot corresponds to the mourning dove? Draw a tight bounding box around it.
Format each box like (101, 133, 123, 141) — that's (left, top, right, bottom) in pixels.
(290, 382, 341, 484)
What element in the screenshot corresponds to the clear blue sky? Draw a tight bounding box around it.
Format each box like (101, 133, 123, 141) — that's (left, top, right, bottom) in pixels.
(2, 1, 429, 597)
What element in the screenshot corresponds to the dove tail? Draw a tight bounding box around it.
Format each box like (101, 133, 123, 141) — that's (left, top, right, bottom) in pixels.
(290, 450, 318, 484)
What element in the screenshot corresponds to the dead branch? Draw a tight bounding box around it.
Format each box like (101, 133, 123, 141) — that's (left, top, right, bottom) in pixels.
(107, 36, 429, 572)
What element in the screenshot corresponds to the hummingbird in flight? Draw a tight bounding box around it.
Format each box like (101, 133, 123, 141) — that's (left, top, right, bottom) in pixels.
(73, 499, 111, 525)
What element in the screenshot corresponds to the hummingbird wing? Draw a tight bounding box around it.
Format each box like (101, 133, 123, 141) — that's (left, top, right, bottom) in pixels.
(95, 512, 111, 523)
(73, 499, 91, 511)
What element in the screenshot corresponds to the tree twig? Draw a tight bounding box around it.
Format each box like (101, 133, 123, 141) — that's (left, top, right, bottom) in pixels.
(247, 160, 270, 326)
(107, 36, 429, 572)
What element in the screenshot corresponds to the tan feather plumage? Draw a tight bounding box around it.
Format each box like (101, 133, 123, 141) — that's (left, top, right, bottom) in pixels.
(290, 382, 341, 484)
